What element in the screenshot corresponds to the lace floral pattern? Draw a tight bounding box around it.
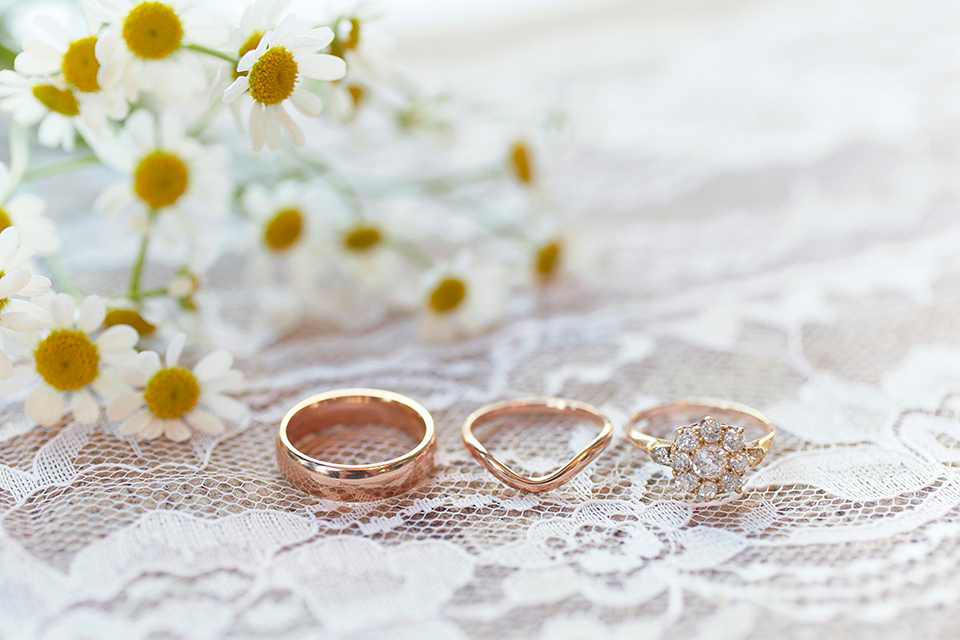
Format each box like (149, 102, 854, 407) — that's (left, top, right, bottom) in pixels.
(5, 0, 960, 637)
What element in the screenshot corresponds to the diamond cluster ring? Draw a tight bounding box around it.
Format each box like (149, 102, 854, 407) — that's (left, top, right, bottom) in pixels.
(626, 399, 775, 501)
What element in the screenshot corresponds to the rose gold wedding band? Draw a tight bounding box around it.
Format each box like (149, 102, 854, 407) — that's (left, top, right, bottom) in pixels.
(276, 388, 436, 501)
(462, 397, 613, 492)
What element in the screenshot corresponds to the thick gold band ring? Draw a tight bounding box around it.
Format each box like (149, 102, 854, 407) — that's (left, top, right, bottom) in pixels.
(276, 388, 436, 501)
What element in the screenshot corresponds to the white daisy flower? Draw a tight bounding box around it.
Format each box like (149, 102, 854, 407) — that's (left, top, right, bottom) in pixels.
(417, 253, 509, 342)
(328, 215, 413, 302)
(210, 0, 291, 132)
(85, 0, 227, 103)
(20, 293, 138, 427)
(223, 14, 346, 151)
(0, 161, 60, 256)
(95, 109, 230, 243)
(107, 333, 246, 442)
(0, 227, 53, 379)
(8, 15, 129, 133)
(0, 72, 89, 151)
(242, 179, 319, 296)
(321, 10, 384, 122)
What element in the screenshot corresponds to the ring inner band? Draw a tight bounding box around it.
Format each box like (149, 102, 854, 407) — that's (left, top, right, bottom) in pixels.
(285, 395, 428, 463)
(631, 403, 770, 438)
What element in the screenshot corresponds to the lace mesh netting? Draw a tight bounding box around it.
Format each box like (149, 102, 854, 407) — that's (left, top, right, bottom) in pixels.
(5, 0, 960, 637)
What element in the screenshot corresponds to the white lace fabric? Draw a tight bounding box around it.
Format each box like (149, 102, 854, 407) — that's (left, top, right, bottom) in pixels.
(5, 0, 960, 637)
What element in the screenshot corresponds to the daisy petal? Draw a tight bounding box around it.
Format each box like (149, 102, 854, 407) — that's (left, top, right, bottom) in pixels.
(49, 293, 76, 329)
(193, 349, 233, 381)
(249, 103, 266, 151)
(204, 370, 244, 393)
(71, 389, 101, 424)
(137, 350, 162, 376)
(166, 333, 186, 367)
(290, 87, 323, 117)
(298, 54, 346, 81)
(163, 419, 191, 441)
(141, 416, 164, 439)
(0, 311, 47, 332)
(96, 324, 138, 354)
(77, 295, 107, 333)
(0, 228, 20, 266)
(118, 409, 151, 435)
(203, 392, 247, 422)
(107, 391, 145, 421)
(187, 408, 224, 435)
(274, 105, 304, 146)
(223, 76, 249, 103)
(20, 275, 51, 298)
(0, 349, 13, 379)
(261, 107, 281, 150)
(91, 371, 130, 402)
(25, 383, 65, 427)
(0, 269, 31, 298)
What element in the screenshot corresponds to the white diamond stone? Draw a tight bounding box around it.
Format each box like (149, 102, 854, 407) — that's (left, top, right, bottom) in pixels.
(697, 481, 718, 501)
(701, 418, 723, 443)
(692, 444, 726, 479)
(746, 447, 764, 466)
(676, 473, 698, 493)
(651, 446, 672, 465)
(720, 474, 742, 493)
(722, 428, 744, 452)
(730, 452, 748, 472)
(672, 452, 692, 473)
(676, 429, 699, 452)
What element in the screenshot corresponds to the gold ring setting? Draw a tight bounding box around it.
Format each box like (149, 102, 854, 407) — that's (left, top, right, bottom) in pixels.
(627, 399, 775, 501)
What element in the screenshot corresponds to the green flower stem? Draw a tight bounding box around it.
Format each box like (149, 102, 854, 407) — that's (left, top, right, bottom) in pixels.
(4, 122, 30, 199)
(129, 227, 152, 302)
(21, 153, 100, 182)
(139, 287, 169, 299)
(0, 41, 16, 70)
(184, 44, 238, 65)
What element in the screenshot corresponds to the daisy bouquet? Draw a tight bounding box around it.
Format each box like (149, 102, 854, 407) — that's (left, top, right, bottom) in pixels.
(0, 0, 579, 440)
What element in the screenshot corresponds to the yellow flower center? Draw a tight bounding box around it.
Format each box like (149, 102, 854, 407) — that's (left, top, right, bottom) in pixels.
(343, 226, 381, 252)
(234, 32, 263, 79)
(345, 18, 362, 50)
(134, 151, 189, 209)
(144, 366, 200, 419)
(35, 329, 100, 392)
(347, 84, 366, 108)
(429, 277, 467, 314)
(104, 309, 156, 337)
(510, 141, 535, 185)
(62, 37, 101, 92)
(0, 271, 7, 314)
(536, 241, 562, 278)
(122, 2, 184, 61)
(32, 85, 80, 116)
(263, 207, 304, 251)
(0, 206, 12, 232)
(248, 46, 298, 106)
